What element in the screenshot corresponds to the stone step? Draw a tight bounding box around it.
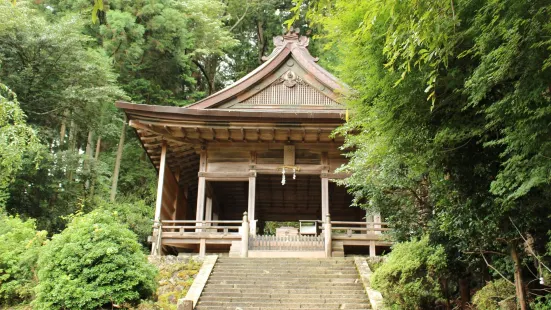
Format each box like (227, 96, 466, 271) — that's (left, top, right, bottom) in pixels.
(205, 279, 361, 286)
(216, 257, 350, 266)
(196, 307, 370, 310)
(202, 284, 365, 292)
(196, 258, 370, 309)
(217, 258, 353, 262)
(196, 302, 371, 309)
(202, 286, 366, 292)
(197, 296, 369, 303)
(216, 259, 353, 263)
(213, 263, 356, 267)
(211, 267, 357, 272)
(209, 274, 360, 279)
(210, 271, 359, 276)
(195, 307, 370, 310)
(200, 292, 368, 298)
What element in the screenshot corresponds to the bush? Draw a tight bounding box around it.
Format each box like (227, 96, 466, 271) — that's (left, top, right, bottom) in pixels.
(0, 215, 46, 305)
(371, 236, 447, 309)
(96, 198, 154, 249)
(33, 210, 157, 310)
(472, 279, 515, 310)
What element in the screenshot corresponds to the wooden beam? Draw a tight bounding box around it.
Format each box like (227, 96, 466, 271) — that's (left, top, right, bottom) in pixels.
(130, 120, 198, 145)
(199, 172, 251, 181)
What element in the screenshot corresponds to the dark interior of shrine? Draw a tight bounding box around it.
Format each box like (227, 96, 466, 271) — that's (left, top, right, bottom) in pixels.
(184, 174, 365, 228)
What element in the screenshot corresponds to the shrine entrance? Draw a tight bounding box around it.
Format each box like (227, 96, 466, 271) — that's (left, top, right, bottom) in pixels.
(199, 174, 365, 236)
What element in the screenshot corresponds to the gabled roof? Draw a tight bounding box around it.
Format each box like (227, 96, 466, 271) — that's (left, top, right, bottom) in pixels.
(186, 31, 348, 111)
(114, 32, 348, 178)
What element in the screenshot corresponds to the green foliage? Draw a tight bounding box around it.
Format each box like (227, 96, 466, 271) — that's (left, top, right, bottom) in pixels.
(0, 84, 41, 208)
(372, 237, 447, 309)
(532, 296, 551, 310)
(0, 215, 46, 305)
(311, 0, 551, 307)
(96, 198, 154, 248)
(45, 0, 238, 105)
(263, 221, 299, 235)
(472, 279, 516, 310)
(34, 210, 157, 310)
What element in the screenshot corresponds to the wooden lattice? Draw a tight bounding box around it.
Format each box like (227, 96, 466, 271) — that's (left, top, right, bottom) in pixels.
(241, 81, 339, 106)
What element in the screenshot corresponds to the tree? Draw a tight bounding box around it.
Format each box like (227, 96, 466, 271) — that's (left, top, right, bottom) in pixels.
(0, 83, 41, 208)
(308, 0, 551, 308)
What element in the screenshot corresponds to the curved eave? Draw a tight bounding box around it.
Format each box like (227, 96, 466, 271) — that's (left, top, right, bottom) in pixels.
(116, 101, 346, 124)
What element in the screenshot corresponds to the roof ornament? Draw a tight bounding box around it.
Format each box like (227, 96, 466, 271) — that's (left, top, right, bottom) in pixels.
(262, 28, 317, 62)
(277, 70, 303, 88)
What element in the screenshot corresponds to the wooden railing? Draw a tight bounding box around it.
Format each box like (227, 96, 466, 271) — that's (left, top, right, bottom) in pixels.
(158, 220, 242, 234)
(151, 214, 391, 257)
(151, 212, 251, 257)
(330, 221, 390, 236)
(249, 235, 324, 251)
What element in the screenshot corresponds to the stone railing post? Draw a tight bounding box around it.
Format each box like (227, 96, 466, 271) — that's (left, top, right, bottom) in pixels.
(241, 212, 249, 258)
(324, 214, 332, 258)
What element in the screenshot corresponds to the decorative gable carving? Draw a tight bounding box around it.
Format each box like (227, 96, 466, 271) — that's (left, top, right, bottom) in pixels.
(219, 69, 342, 109)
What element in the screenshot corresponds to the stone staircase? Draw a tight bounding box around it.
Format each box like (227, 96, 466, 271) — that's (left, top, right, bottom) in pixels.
(195, 257, 371, 310)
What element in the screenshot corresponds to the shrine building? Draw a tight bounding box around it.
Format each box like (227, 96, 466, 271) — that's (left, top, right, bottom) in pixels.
(116, 31, 390, 258)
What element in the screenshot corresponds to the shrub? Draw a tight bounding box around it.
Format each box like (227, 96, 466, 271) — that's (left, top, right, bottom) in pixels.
(33, 210, 157, 310)
(371, 236, 447, 309)
(96, 198, 154, 248)
(472, 279, 515, 310)
(532, 296, 551, 310)
(0, 215, 46, 305)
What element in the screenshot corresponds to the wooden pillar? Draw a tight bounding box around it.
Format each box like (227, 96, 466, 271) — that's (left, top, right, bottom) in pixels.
(154, 141, 168, 222)
(370, 240, 377, 257)
(248, 151, 257, 235)
(321, 177, 329, 221)
(366, 210, 374, 235)
(199, 238, 206, 257)
(152, 141, 167, 255)
(241, 212, 249, 258)
(248, 173, 256, 235)
(321, 152, 329, 221)
(325, 214, 332, 258)
(196, 148, 207, 232)
(205, 197, 213, 226)
(373, 212, 382, 235)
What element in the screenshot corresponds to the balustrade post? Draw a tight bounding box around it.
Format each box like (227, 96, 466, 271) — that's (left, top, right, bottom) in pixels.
(324, 214, 332, 258)
(241, 212, 249, 258)
(151, 221, 163, 256)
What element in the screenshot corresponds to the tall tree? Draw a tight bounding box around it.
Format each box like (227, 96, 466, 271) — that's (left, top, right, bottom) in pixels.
(308, 0, 551, 308)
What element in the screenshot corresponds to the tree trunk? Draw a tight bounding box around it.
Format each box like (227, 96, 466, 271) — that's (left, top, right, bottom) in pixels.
(84, 131, 94, 190)
(256, 21, 265, 64)
(511, 244, 527, 310)
(459, 277, 470, 309)
(59, 109, 69, 147)
(441, 278, 451, 310)
(90, 136, 102, 197)
(110, 122, 126, 202)
(67, 120, 77, 181)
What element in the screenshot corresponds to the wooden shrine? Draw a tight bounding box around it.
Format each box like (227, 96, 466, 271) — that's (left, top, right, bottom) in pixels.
(116, 31, 390, 257)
